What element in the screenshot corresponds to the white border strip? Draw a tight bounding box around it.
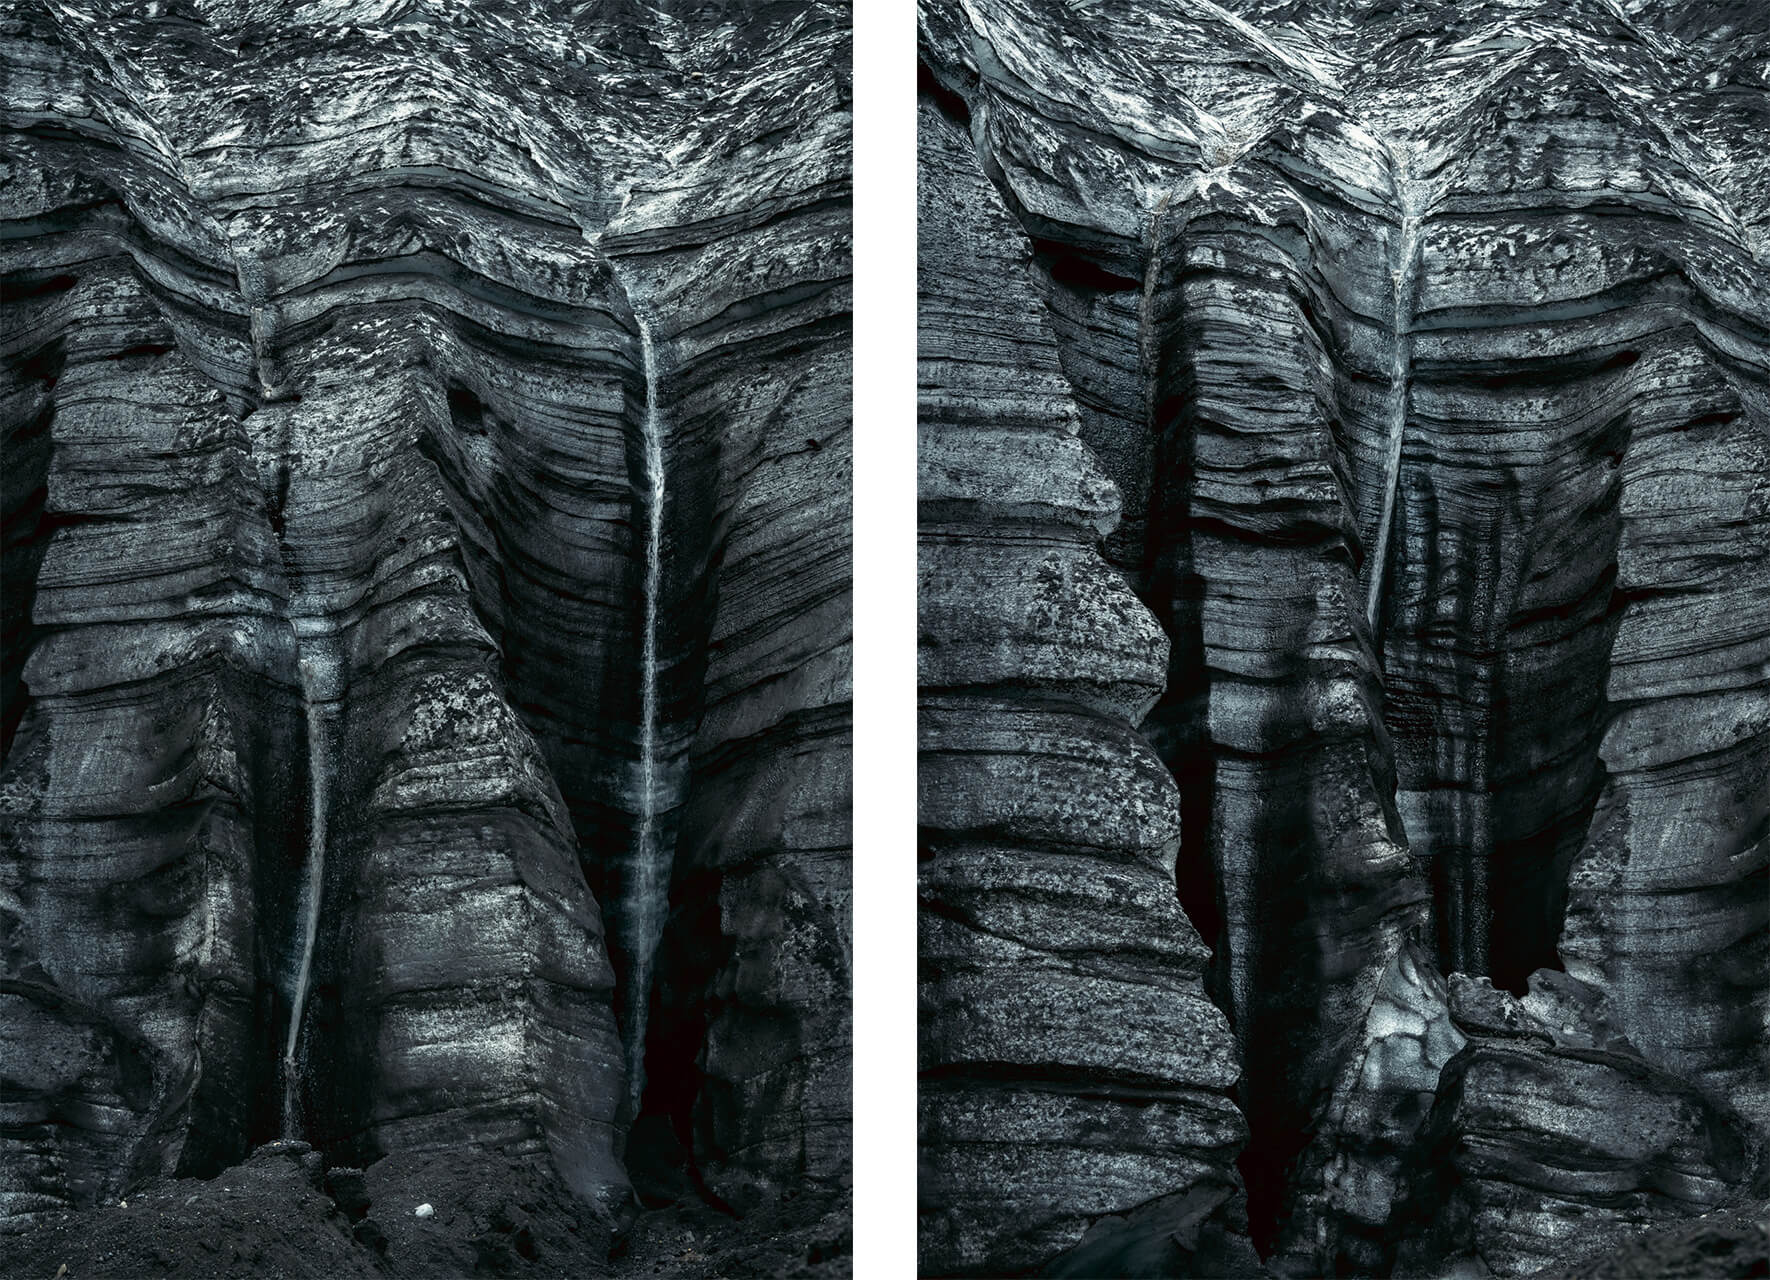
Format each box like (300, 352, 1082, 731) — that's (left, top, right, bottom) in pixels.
(851, 3, 918, 1275)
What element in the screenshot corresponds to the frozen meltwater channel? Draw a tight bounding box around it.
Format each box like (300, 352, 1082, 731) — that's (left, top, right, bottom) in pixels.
(283, 620, 340, 1137)
(624, 314, 668, 1118)
(1364, 151, 1428, 637)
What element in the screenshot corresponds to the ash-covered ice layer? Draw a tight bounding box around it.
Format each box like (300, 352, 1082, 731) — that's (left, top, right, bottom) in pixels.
(0, 0, 851, 1249)
(917, 0, 1769, 1275)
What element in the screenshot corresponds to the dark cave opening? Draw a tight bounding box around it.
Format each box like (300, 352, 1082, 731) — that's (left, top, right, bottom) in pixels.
(445, 382, 487, 429)
(1033, 239, 1144, 295)
(2, 338, 65, 761)
(1384, 403, 1627, 998)
(629, 866, 730, 1208)
(917, 59, 971, 129)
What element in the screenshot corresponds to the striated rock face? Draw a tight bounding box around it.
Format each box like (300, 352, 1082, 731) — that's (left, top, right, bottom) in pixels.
(0, 0, 850, 1247)
(918, 98, 1255, 1278)
(1391, 972, 1761, 1277)
(918, 0, 1769, 1274)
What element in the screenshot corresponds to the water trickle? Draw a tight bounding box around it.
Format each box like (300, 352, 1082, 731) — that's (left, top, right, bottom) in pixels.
(282, 621, 338, 1138)
(1364, 154, 1427, 639)
(623, 314, 669, 1119)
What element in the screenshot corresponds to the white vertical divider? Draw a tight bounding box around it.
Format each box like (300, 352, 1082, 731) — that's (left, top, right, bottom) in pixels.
(852, 4, 918, 1276)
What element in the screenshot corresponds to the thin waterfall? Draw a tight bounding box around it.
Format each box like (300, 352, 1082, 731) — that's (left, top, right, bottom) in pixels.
(1364, 155, 1426, 638)
(245, 301, 339, 1140)
(623, 314, 668, 1118)
(282, 628, 335, 1137)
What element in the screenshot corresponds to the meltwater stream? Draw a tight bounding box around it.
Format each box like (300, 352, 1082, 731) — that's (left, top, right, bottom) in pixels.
(283, 625, 338, 1138)
(622, 313, 669, 1119)
(1363, 154, 1427, 638)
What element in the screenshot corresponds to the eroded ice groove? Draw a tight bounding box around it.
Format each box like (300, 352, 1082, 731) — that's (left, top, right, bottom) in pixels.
(1364, 149, 1426, 640)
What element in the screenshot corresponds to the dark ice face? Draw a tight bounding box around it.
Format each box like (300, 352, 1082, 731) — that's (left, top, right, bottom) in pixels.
(916, 0, 1770, 1274)
(0, 0, 853, 1262)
